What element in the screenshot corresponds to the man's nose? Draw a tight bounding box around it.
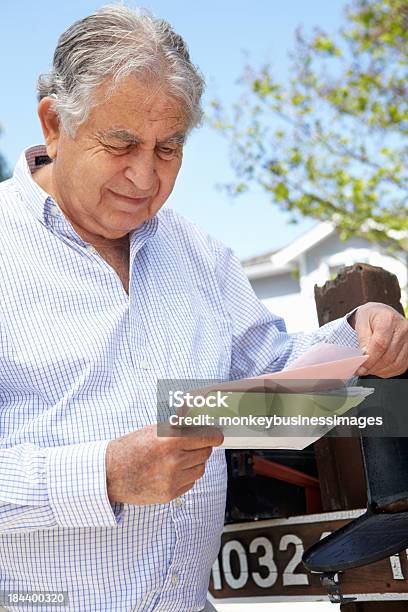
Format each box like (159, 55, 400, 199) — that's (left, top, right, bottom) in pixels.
(123, 149, 157, 192)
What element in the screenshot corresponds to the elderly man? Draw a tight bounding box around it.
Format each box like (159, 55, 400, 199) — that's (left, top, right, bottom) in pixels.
(0, 5, 407, 612)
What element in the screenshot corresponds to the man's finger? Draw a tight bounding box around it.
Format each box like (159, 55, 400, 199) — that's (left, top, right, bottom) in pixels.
(357, 327, 392, 374)
(156, 422, 223, 448)
(368, 340, 408, 378)
(180, 446, 213, 469)
(177, 426, 224, 450)
(174, 483, 195, 499)
(178, 463, 207, 487)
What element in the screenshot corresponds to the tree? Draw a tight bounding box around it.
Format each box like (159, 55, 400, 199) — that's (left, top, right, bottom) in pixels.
(0, 125, 9, 182)
(0, 154, 8, 182)
(212, 0, 408, 249)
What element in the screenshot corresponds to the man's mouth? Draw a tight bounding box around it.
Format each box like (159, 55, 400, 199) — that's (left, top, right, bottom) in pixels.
(109, 190, 151, 206)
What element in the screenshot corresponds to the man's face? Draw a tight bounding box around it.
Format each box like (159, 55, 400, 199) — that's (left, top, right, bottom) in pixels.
(49, 76, 187, 240)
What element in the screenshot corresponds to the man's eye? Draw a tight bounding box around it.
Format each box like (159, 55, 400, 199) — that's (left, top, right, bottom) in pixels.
(104, 144, 130, 154)
(157, 147, 178, 159)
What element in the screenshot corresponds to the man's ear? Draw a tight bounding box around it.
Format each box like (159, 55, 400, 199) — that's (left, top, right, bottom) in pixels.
(37, 97, 61, 160)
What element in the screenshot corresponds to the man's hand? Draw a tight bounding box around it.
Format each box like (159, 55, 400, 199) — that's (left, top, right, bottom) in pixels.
(349, 302, 408, 377)
(105, 424, 224, 505)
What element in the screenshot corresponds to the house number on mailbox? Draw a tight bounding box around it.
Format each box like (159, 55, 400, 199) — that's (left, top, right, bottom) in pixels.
(212, 533, 311, 590)
(212, 531, 408, 591)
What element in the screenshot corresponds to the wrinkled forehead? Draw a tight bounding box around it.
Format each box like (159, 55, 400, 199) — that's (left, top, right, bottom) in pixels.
(89, 74, 190, 134)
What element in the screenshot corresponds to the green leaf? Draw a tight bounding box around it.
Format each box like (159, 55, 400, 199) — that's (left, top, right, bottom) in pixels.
(209, 0, 408, 251)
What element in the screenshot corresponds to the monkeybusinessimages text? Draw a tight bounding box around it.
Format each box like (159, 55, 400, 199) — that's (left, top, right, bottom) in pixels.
(167, 390, 383, 430)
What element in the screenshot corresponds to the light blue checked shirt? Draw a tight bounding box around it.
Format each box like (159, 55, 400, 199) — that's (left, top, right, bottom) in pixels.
(0, 146, 359, 611)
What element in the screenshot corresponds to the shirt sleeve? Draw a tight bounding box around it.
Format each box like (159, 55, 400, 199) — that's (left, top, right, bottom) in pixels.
(213, 243, 360, 380)
(0, 440, 124, 534)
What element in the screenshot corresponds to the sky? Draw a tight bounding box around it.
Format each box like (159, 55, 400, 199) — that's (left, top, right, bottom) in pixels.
(0, 0, 347, 259)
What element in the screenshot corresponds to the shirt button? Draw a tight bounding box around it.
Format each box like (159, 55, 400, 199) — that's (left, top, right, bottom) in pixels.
(88, 246, 98, 254)
(140, 360, 149, 369)
(171, 574, 179, 587)
(175, 497, 183, 507)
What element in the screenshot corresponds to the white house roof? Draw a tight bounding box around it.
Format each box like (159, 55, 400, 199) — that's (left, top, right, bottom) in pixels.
(243, 222, 335, 280)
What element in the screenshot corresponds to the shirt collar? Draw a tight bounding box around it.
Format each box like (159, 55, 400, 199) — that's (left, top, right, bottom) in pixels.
(13, 145, 159, 248)
(13, 145, 55, 226)
(130, 214, 158, 255)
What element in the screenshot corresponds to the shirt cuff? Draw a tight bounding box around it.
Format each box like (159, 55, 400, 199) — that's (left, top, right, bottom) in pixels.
(327, 307, 360, 349)
(45, 440, 125, 528)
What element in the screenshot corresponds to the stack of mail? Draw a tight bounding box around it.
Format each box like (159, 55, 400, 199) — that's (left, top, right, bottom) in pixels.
(183, 343, 374, 450)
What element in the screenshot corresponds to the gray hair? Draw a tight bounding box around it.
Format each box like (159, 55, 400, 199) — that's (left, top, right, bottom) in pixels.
(37, 4, 205, 136)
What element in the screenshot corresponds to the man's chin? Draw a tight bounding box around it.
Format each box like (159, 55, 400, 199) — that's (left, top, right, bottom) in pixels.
(106, 212, 152, 237)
